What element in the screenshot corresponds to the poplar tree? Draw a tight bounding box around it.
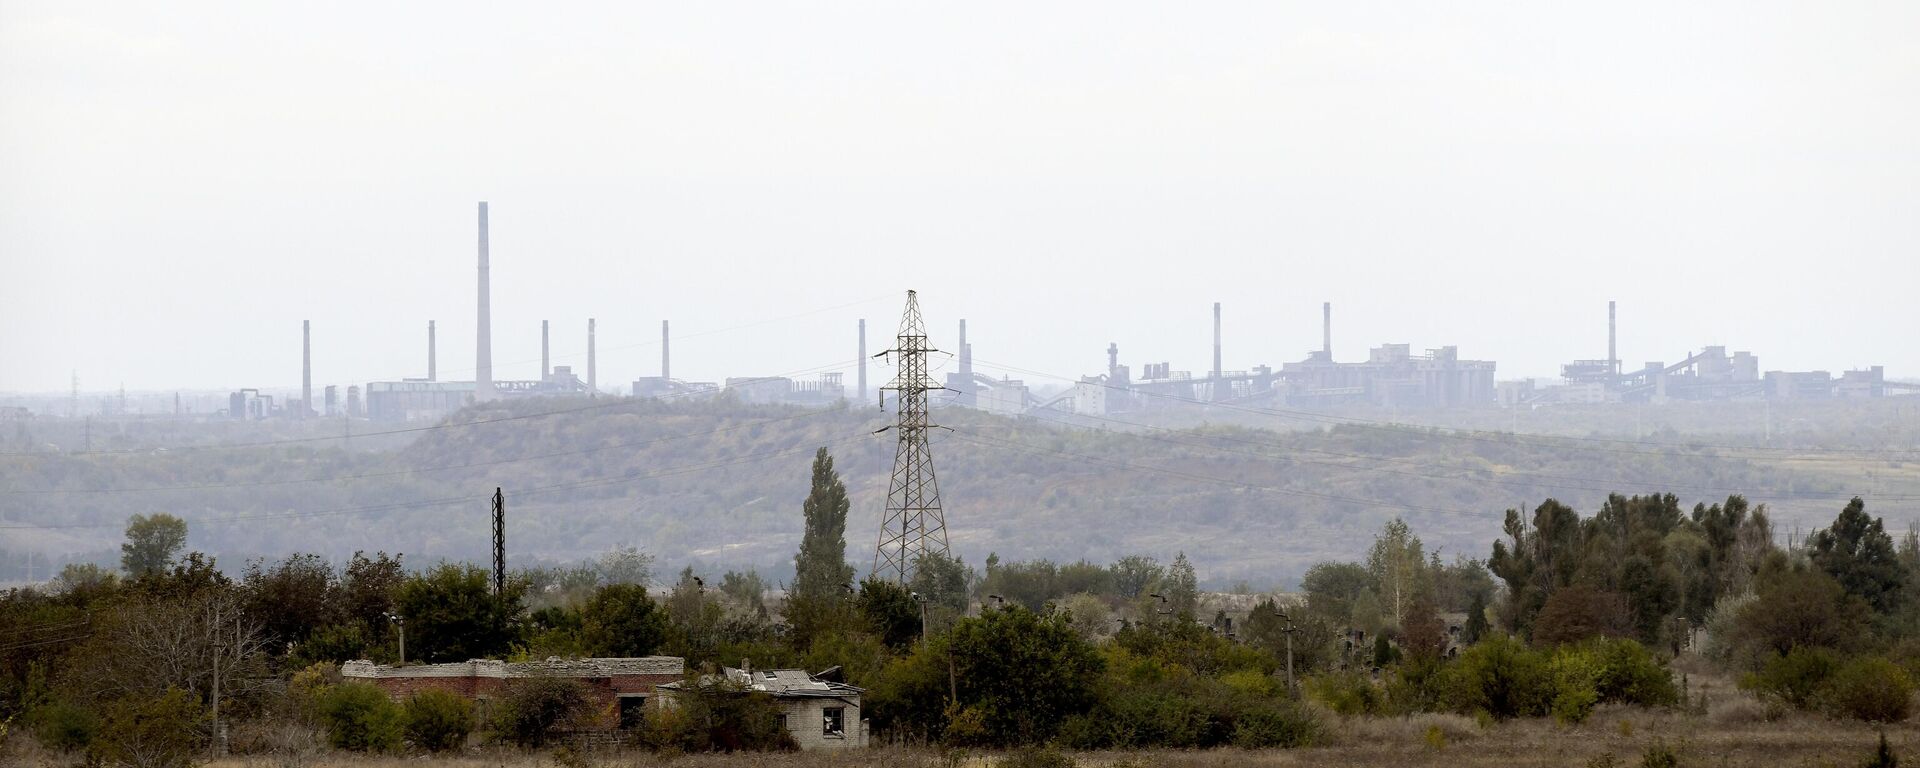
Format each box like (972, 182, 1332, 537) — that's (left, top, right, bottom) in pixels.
(788, 448, 854, 641)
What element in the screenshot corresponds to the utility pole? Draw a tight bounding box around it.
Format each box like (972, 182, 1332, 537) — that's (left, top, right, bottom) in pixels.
(491, 488, 506, 600)
(872, 290, 952, 584)
(387, 612, 407, 665)
(1274, 609, 1300, 693)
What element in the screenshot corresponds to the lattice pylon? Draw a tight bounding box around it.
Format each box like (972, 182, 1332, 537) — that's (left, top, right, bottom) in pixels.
(873, 290, 951, 584)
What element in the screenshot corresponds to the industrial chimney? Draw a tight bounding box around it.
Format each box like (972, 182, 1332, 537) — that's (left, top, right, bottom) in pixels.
(541, 320, 550, 382)
(1322, 302, 1333, 361)
(1608, 301, 1618, 377)
(857, 319, 867, 401)
(428, 320, 437, 381)
(661, 320, 671, 380)
(476, 202, 494, 400)
(587, 318, 597, 395)
(1212, 302, 1223, 381)
(301, 320, 311, 419)
(957, 319, 973, 404)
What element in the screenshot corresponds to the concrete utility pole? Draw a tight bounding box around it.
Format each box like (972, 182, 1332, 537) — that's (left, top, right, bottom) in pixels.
(1274, 609, 1300, 693)
(387, 612, 407, 665)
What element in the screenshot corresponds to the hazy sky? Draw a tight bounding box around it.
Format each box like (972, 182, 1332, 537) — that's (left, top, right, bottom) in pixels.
(3, 2, 1916, 395)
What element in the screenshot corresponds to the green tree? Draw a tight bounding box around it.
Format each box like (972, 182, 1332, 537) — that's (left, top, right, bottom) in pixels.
(394, 563, 525, 663)
(242, 553, 339, 651)
(1808, 497, 1906, 614)
(868, 606, 1103, 746)
(1300, 561, 1373, 621)
(579, 583, 670, 657)
(1735, 562, 1870, 659)
(1367, 518, 1427, 628)
(855, 577, 923, 649)
(1108, 555, 1164, 599)
(1462, 591, 1490, 644)
(1165, 552, 1198, 620)
(789, 448, 856, 642)
(120, 513, 187, 577)
(89, 688, 204, 768)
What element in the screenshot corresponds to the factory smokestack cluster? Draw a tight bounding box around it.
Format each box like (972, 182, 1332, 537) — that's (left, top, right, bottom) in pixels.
(476, 202, 494, 401)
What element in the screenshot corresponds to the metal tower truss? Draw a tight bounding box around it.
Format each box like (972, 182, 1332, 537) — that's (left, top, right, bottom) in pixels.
(873, 290, 952, 584)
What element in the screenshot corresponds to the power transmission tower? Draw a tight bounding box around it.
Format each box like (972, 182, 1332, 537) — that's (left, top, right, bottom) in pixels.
(872, 290, 951, 584)
(490, 487, 506, 598)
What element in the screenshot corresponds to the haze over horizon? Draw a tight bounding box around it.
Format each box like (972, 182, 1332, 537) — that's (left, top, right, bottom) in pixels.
(4, 2, 1916, 394)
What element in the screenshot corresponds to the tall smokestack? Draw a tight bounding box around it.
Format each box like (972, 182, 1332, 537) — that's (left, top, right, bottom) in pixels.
(428, 320, 437, 381)
(857, 319, 867, 401)
(661, 320, 671, 379)
(587, 318, 597, 395)
(301, 320, 311, 419)
(476, 202, 494, 400)
(1608, 300, 1618, 377)
(1322, 301, 1332, 360)
(957, 319, 973, 404)
(1212, 302, 1223, 381)
(541, 320, 550, 381)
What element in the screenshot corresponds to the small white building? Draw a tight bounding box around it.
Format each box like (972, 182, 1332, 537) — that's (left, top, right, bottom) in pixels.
(660, 667, 868, 750)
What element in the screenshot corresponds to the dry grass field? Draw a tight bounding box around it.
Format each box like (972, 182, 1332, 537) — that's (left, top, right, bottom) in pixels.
(3, 677, 1907, 768)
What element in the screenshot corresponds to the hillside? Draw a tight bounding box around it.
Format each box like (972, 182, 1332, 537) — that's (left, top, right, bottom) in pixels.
(4, 396, 1918, 586)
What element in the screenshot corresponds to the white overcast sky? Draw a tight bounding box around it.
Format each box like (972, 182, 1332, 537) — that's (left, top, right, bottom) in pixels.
(2, 2, 1915, 395)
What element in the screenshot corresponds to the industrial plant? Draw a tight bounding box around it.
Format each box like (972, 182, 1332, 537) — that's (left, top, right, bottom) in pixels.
(15, 201, 1900, 425)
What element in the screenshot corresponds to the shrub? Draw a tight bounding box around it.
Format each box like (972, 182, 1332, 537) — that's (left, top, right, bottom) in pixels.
(1590, 637, 1678, 707)
(491, 677, 592, 748)
(1548, 646, 1603, 724)
(1307, 669, 1383, 717)
(1227, 700, 1321, 748)
(316, 682, 404, 752)
(1742, 647, 1838, 709)
(1640, 739, 1680, 768)
(1865, 732, 1898, 768)
(1439, 636, 1552, 720)
(1001, 745, 1077, 768)
(27, 701, 98, 751)
(403, 689, 474, 752)
(89, 688, 204, 768)
(1819, 657, 1914, 723)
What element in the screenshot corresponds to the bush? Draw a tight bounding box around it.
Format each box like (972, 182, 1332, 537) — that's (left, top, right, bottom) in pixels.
(1307, 669, 1383, 717)
(1742, 647, 1838, 709)
(491, 677, 592, 748)
(316, 682, 404, 752)
(1439, 636, 1552, 720)
(1819, 657, 1914, 723)
(403, 689, 474, 752)
(1548, 646, 1602, 724)
(89, 688, 204, 768)
(27, 701, 98, 751)
(1590, 637, 1678, 707)
(1001, 745, 1078, 768)
(1228, 700, 1321, 748)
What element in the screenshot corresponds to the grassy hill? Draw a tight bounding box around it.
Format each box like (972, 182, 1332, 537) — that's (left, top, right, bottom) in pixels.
(4, 395, 1917, 587)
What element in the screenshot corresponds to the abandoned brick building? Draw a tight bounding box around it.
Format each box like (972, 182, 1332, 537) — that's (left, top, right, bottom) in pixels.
(340, 656, 684, 729)
(659, 666, 869, 750)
